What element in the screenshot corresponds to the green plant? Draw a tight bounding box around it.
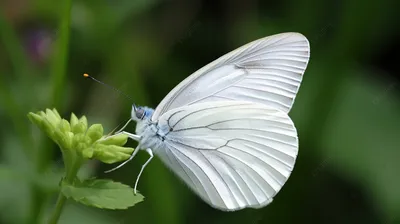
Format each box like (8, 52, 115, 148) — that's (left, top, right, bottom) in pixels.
(28, 109, 143, 224)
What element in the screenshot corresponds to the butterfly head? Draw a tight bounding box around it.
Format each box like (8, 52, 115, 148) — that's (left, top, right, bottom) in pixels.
(131, 104, 154, 122)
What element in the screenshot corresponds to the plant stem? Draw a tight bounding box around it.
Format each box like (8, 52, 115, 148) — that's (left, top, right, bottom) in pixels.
(48, 157, 82, 224)
(48, 192, 67, 224)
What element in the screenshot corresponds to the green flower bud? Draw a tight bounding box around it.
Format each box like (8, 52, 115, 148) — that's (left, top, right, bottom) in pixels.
(42, 117, 57, 139)
(86, 124, 104, 143)
(28, 108, 134, 167)
(70, 113, 79, 128)
(27, 112, 43, 126)
(54, 129, 73, 150)
(96, 134, 128, 147)
(28, 112, 54, 139)
(59, 119, 71, 133)
(79, 116, 88, 131)
(72, 133, 91, 151)
(38, 111, 46, 117)
(52, 108, 61, 119)
(92, 145, 134, 164)
(72, 122, 86, 135)
(81, 147, 94, 159)
(45, 108, 60, 126)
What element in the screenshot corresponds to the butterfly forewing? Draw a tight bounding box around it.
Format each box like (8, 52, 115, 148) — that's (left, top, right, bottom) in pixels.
(152, 32, 310, 121)
(154, 101, 298, 211)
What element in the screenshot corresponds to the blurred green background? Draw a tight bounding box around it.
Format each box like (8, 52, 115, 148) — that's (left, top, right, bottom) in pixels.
(1, 0, 399, 223)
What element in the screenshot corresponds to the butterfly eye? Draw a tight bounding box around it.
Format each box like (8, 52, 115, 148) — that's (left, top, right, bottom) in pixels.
(135, 107, 146, 120)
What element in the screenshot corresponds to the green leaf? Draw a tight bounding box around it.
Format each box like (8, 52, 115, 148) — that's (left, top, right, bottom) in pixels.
(61, 179, 144, 209)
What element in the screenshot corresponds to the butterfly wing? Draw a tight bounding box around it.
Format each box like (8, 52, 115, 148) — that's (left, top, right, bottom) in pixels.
(154, 101, 298, 211)
(152, 32, 309, 120)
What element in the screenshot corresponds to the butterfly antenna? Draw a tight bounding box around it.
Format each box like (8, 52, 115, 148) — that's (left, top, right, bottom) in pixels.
(106, 121, 124, 136)
(83, 73, 136, 108)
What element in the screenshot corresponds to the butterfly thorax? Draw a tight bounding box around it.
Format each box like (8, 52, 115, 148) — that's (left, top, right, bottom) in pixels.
(132, 106, 164, 150)
(136, 120, 161, 150)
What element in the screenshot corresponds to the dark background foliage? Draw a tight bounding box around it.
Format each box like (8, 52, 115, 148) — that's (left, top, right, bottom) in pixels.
(0, 0, 399, 223)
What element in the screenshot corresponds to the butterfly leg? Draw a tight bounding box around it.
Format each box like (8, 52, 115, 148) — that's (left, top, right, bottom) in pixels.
(119, 131, 141, 142)
(102, 131, 141, 142)
(134, 148, 153, 194)
(104, 144, 141, 173)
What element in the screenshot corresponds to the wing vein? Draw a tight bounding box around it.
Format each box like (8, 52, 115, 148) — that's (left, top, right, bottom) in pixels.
(168, 143, 226, 206)
(217, 150, 271, 198)
(223, 145, 284, 186)
(198, 150, 239, 207)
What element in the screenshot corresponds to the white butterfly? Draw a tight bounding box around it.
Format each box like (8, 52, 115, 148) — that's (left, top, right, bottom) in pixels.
(107, 32, 310, 211)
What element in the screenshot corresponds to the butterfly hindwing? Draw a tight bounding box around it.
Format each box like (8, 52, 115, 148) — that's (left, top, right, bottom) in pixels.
(153, 101, 298, 211)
